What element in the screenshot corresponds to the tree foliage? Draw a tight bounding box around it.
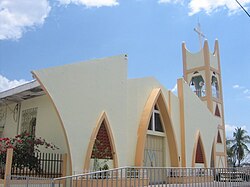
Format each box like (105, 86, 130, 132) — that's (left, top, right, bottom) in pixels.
(227, 127, 250, 166)
(0, 132, 58, 171)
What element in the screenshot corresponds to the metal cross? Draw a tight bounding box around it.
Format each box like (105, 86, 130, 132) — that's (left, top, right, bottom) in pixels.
(194, 22, 206, 50)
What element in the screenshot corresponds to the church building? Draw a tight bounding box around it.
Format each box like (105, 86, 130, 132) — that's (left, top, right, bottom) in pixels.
(0, 40, 227, 175)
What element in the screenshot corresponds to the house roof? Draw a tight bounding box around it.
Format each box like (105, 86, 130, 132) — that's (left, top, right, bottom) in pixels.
(0, 80, 45, 104)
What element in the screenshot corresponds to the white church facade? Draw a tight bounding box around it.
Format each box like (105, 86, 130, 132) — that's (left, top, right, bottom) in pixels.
(0, 40, 227, 175)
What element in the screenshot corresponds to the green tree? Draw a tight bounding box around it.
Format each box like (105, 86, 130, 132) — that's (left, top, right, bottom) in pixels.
(227, 127, 250, 166)
(226, 139, 236, 167)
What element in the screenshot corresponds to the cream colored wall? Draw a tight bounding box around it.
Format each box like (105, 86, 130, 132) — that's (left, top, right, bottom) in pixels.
(181, 79, 217, 167)
(168, 91, 181, 166)
(210, 52, 219, 70)
(1, 103, 19, 138)
(186, 50, 204, 70)
(127, 77, 174, 167)
(33, 55, 128, 174)
(2, 95, 70, 175)
(2, 95, 68, 154)
(18, 95, 68, 154)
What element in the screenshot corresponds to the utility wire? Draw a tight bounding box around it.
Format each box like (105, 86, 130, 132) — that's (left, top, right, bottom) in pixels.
(235, 0, 250, 18)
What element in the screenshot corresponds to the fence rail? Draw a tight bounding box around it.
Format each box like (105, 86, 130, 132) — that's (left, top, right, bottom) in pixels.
(52, 167, 250, 187)
(5, 166, 250, 186)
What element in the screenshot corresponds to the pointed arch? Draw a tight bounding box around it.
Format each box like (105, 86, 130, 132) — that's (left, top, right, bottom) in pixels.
(218, 156, 224, 168)
(32, 72, 72, 175)
(210, 141, 215, 168)
(215, 104, 221, 117)
(192, 131, 207, 167)
(84, 112, 118, 170)
(135, 88, 179, 167)
(217, 130, 222, 143)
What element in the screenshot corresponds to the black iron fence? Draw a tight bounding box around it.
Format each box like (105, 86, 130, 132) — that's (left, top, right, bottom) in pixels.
(0, 155, 5, 179)
(1, 152, 64, 179)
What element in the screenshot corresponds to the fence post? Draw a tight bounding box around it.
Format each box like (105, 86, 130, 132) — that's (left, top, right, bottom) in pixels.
(61, 154, 67, 187)
(62, 154, 67, 177)
(4, 148, 13, 187)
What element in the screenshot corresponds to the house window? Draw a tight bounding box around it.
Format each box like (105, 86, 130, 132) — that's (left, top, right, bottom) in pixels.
(190, 75, 206, 97)
(21, 107, 37, 136)
(148, 105, 164, 133)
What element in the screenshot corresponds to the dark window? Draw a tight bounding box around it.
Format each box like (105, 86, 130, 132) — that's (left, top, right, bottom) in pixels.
(148, 105, 164, 133)
(148, 115, 153, 130)
(217, 131, 222, 143)
(195, 138, 204, 163)
(155, 113, 164, 132)
(215, 104, 221, 117)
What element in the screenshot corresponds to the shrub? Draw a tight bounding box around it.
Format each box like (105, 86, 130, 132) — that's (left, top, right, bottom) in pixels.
(0, 132, 58, 171)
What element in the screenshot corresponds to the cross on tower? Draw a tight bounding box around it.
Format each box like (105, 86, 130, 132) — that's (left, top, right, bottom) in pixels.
(194, 22, 206, 50)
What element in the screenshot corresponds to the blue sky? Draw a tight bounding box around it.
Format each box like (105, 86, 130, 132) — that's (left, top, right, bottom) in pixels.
(0, 0, 250, 138)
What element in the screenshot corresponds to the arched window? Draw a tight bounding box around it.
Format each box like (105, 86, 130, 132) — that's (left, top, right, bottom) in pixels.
(144, 104, 165, 167)
(211, 73, 219, 98)
(84, 112, 118, 171)
(217, 131, 222, 143)
(148, 105, 164, 132)
(195, 137, 205, 164)
(190, 75, 206, 97)
(91, 121, 113, 160)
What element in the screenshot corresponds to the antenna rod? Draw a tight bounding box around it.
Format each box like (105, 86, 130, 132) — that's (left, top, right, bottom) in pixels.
(235, 0, 250, 18)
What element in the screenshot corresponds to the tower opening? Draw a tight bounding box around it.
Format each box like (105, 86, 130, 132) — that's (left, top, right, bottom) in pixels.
(211, 74, 219, 98)
(190, 75, 206, 97)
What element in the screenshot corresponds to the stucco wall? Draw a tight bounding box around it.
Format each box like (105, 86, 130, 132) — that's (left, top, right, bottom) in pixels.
(210, 52, 219, 70)
(19, 95, 68, 154)
(168, 91, 181, 165)
(33, 55, 129, 173)
(1, 103, 18, 138)
(186, 50, 205, 70)
(181, 79, 217, 167)
(127, 77, 174, 166)
(2, 95, 67, 155)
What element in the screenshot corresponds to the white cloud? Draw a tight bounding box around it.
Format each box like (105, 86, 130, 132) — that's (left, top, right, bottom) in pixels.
(225, 124, 247, 138)
(0, 75, 28, 92)
(232, 84, 250, 100)
(171, 83, 177, 93)
(243, 89, 249, 94)
(233, 84, 240, 89)
(232, 84, 245, 89)
(158, 0, 250, 16)
(57, 0, 119, 7)
(225, 124, 237, 137)
(0, 0, 51, 40)
(158, 0, 184, 4)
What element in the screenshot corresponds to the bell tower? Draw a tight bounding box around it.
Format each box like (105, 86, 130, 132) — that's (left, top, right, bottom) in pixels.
(182, 39, 227, 168)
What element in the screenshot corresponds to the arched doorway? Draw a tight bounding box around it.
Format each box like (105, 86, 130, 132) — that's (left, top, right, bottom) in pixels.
(135, 88, 179, 167)
(144, 104, 166, 167)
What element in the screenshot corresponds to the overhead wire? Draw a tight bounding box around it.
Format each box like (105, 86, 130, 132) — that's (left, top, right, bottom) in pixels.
(235, 0, 250, 18)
